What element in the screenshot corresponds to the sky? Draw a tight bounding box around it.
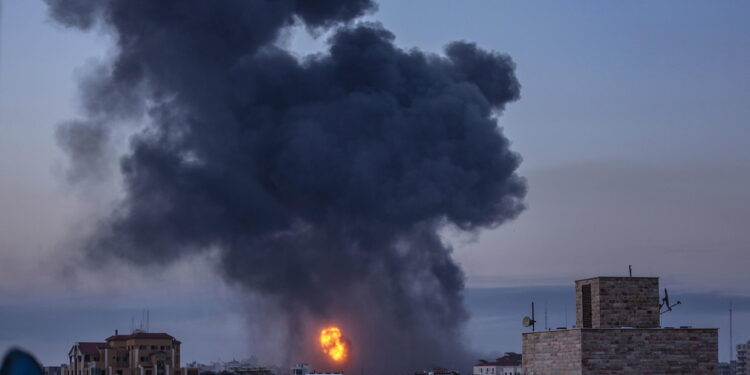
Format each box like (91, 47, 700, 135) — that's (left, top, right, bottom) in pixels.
(1, 0, 749, 367)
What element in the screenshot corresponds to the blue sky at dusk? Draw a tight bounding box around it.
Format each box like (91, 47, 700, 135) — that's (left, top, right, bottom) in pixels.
(0, 0, 749, 367)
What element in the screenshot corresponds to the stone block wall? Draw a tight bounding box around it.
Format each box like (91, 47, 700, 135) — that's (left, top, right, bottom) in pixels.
(523, 328, 718, 375)
(580, 328, 718, 374)
(522, 330, 582, 375)
(576, 277, 660, 329)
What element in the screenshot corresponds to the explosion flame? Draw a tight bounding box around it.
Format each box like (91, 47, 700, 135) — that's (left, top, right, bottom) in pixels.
(320, 326, 348, 362)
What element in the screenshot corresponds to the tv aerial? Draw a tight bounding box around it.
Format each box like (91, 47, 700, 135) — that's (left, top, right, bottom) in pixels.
(522, 302, 537, 331)
(659, 288, 682, 315)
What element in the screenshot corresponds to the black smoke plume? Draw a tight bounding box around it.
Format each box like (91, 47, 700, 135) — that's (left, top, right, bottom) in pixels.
(47, 0, 526, 371)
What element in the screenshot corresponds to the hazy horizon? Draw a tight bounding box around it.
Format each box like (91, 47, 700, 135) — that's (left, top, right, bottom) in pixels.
(1, 0, 749, 370)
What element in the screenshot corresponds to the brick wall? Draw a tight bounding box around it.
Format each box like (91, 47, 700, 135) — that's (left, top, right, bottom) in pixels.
(523, 328, 718, 375)
(522, 330, 582, 375)
(580, 328, 718, 374)
(576, 277, 660, 329)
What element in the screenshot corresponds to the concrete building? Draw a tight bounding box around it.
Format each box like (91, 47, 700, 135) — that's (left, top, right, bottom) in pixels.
(232, 368, 273, 375)
(473, 353, 522, 375)
(738, 341, 750, 375)
(719, 361, 737, 375)
(414, 369, 459, 375)
(523, 276, 718, 374)
(64, 331, 196, 375)
(186, 359, 259, 375)
(290, 364, 341, 375)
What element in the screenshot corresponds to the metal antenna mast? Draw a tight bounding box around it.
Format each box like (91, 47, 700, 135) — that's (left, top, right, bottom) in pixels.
(522, 303, 537, 332)
(730, 301, 734, 362)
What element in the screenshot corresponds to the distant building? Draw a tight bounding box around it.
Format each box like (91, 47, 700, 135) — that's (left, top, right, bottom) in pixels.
(523, 276, 718, 374)
(738, 341, 750, 375)
(291, 364, 312, 375)
(186, 359, 259, 375)
(231, 368, 273, 375)
(473, 353, 522, 375)
(45, 366, 63, 375)
(290, 364, 341, 375)
(63, 330, 197, 375)
(414, 369, 459, 375)
(720, 361, 737, 375)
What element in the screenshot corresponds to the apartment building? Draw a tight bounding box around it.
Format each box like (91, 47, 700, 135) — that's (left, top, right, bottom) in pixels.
(738, 341, 749, 375)
(720, 361, 737, 375)
(473, 353, 522, 375)
(64, 331, 194, 375)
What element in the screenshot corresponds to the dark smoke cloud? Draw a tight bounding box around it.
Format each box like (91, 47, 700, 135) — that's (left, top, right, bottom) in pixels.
(47, 0, 525, 371)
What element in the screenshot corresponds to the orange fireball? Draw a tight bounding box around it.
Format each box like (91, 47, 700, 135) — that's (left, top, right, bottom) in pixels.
(319, 326, 348, 362)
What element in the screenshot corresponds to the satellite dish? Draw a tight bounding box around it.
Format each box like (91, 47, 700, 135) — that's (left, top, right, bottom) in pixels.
(522, 316, 536, 327)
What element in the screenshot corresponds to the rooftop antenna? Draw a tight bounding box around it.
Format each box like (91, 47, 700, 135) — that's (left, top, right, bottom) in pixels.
(522, 302, 537, 332)
(628, 265, 632, 277)
(544, 302, 548, 331)
(147, 309, 150, 333)
(659, 288, 682, 315)
(564, 303, 568, 328)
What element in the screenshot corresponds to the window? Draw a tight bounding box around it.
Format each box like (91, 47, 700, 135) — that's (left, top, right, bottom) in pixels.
(139, 346, 147, 350)
(151, 346, 157, 350)
(582, 284, 592, 328)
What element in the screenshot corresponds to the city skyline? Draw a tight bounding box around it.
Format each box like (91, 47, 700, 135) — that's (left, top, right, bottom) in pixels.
(1, 0, 749, 371)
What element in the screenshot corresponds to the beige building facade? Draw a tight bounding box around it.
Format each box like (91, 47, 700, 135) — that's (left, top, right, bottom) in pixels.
(65, 332, 193, 375)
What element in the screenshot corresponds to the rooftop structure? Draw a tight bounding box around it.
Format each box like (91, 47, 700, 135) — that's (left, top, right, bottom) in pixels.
(523, 276, 718, 374)
(575, 277, 660, 329)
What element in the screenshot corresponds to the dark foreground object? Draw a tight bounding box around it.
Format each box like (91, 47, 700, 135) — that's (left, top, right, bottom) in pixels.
(1, 349, 43, 375)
